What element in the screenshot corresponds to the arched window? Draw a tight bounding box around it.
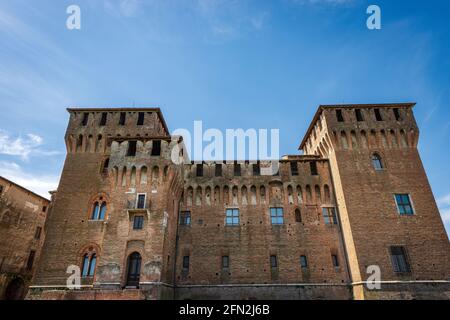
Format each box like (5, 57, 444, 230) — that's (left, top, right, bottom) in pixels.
(90, 197, 107, 220)
(81, 251, 97, 278)
(372, 153, 384, 170)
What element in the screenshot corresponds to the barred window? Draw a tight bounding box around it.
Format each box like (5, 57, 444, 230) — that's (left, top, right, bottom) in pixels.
(390, 246, 411, 273)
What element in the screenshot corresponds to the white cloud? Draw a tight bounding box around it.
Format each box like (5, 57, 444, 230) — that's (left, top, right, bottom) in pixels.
(0, 161, 59, 199)
(0, 130, 60, 160)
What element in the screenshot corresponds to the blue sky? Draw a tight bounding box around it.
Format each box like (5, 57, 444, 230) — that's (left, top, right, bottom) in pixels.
(0, 0, 449, 235)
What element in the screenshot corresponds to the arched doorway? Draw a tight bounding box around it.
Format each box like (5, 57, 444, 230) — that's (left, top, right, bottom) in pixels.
(126, 252, 141, 288)
(4, 277, 25, 300)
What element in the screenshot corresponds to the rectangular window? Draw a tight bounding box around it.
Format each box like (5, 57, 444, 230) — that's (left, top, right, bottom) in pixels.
(270, 255, 278, 268)
(336, 110, 344, 122)
(137, 112, 145, 125)
(226, 209, 240, 226)
(151, 140, 161, 156)
(270, 207, 284, 225)
(331, 254, 339, 267)
(390, 246, 411, 273)
(215, 164, 222, 177)
(234, 162, 241, 176)
(127, 141, 137, 157)
(222, 256, 229, 269)
(310, 162, 318, 176)
(393, 108, 401, 121)
(253, 162, 261, 176)
(180, 211, 191, 226)
(395, 194, 414, 215)
(133, 216, 144, 230)
(196, 164, 204, 177)
(119, 112, 126, 125)
(182, 256, 190, 270)
(374, 108, 383, 121)
(322, 207, 338, 225)
(136, 194, 146, 209)
(100, 112, 108, 126)
(355, 109, 364, 122)
(34, 227, 42, 240)
(300, 255, 308, 268)
(81, 113, 89, 126)
(26, 250, 36, 270)
(290, 162, 299, 176)
(42, 206, 47, 213)
(0, 185, 3, 194)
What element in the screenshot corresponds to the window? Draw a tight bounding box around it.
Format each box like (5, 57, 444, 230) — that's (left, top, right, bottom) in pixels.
(119, 112, 126, 125)
(226, 209, 240, 226)
(322, 207, 338, 225)
(355, 109, 364, 121)
(270, 207, 284, 225)
(270, 255, 278, 268)
(196, 164, 203, 177)
(310, 162, 318, 176)
(100, 112, 108, 126)
(127, 141, 137, 157)
(182, 256, 190, 270)
(331, 254, 339, 267)
(215, 164, 222, 177)
(222, 256, 229, 269)
(372, 153, 384, 170)
(91, 200, 107, 221)
(42, 206, 47, 213)
(295, 209, 302, 223)
(133, 216, 144, 230)
(34, 227, 42, 240)
(81, 253, 97, 277)
(102, 158, 110, 174)
(300, 255, 308, 268)
(374, 108, 383, 121)
(151, 140, 161, 156)
(395, 194, 414, 215)
(26, 250, 36, 270)
(137, 112, 145, 125)
(234, 162, 241, 176)
(0, 185, 3, 195)
(81, 113, 89, 126)
(253, 162, 261, 176)
(180, 211, 191, 226)
(393, 108, 401, 121)
(290, 162, 299, 176)
(336, 110, 344, 122)
(390, 246, 411, 273)
(136, 194, 146, 209)
(126, 252, 141, 287)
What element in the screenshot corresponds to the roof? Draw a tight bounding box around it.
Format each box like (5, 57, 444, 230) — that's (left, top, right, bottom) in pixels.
(299, 102, 416, 150)
(66, 107, 170, 137)
(0, 176, 51, 202)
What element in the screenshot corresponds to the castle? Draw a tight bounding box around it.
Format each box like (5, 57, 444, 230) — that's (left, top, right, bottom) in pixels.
(17, 103, 450, 300)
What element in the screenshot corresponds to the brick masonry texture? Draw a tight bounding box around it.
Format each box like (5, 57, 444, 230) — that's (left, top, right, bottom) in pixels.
(23, 104, 450, 300)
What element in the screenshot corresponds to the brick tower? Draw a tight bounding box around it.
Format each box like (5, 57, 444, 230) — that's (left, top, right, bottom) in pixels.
(30, 108, 184, 299)
(300, 103, 450, 299)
